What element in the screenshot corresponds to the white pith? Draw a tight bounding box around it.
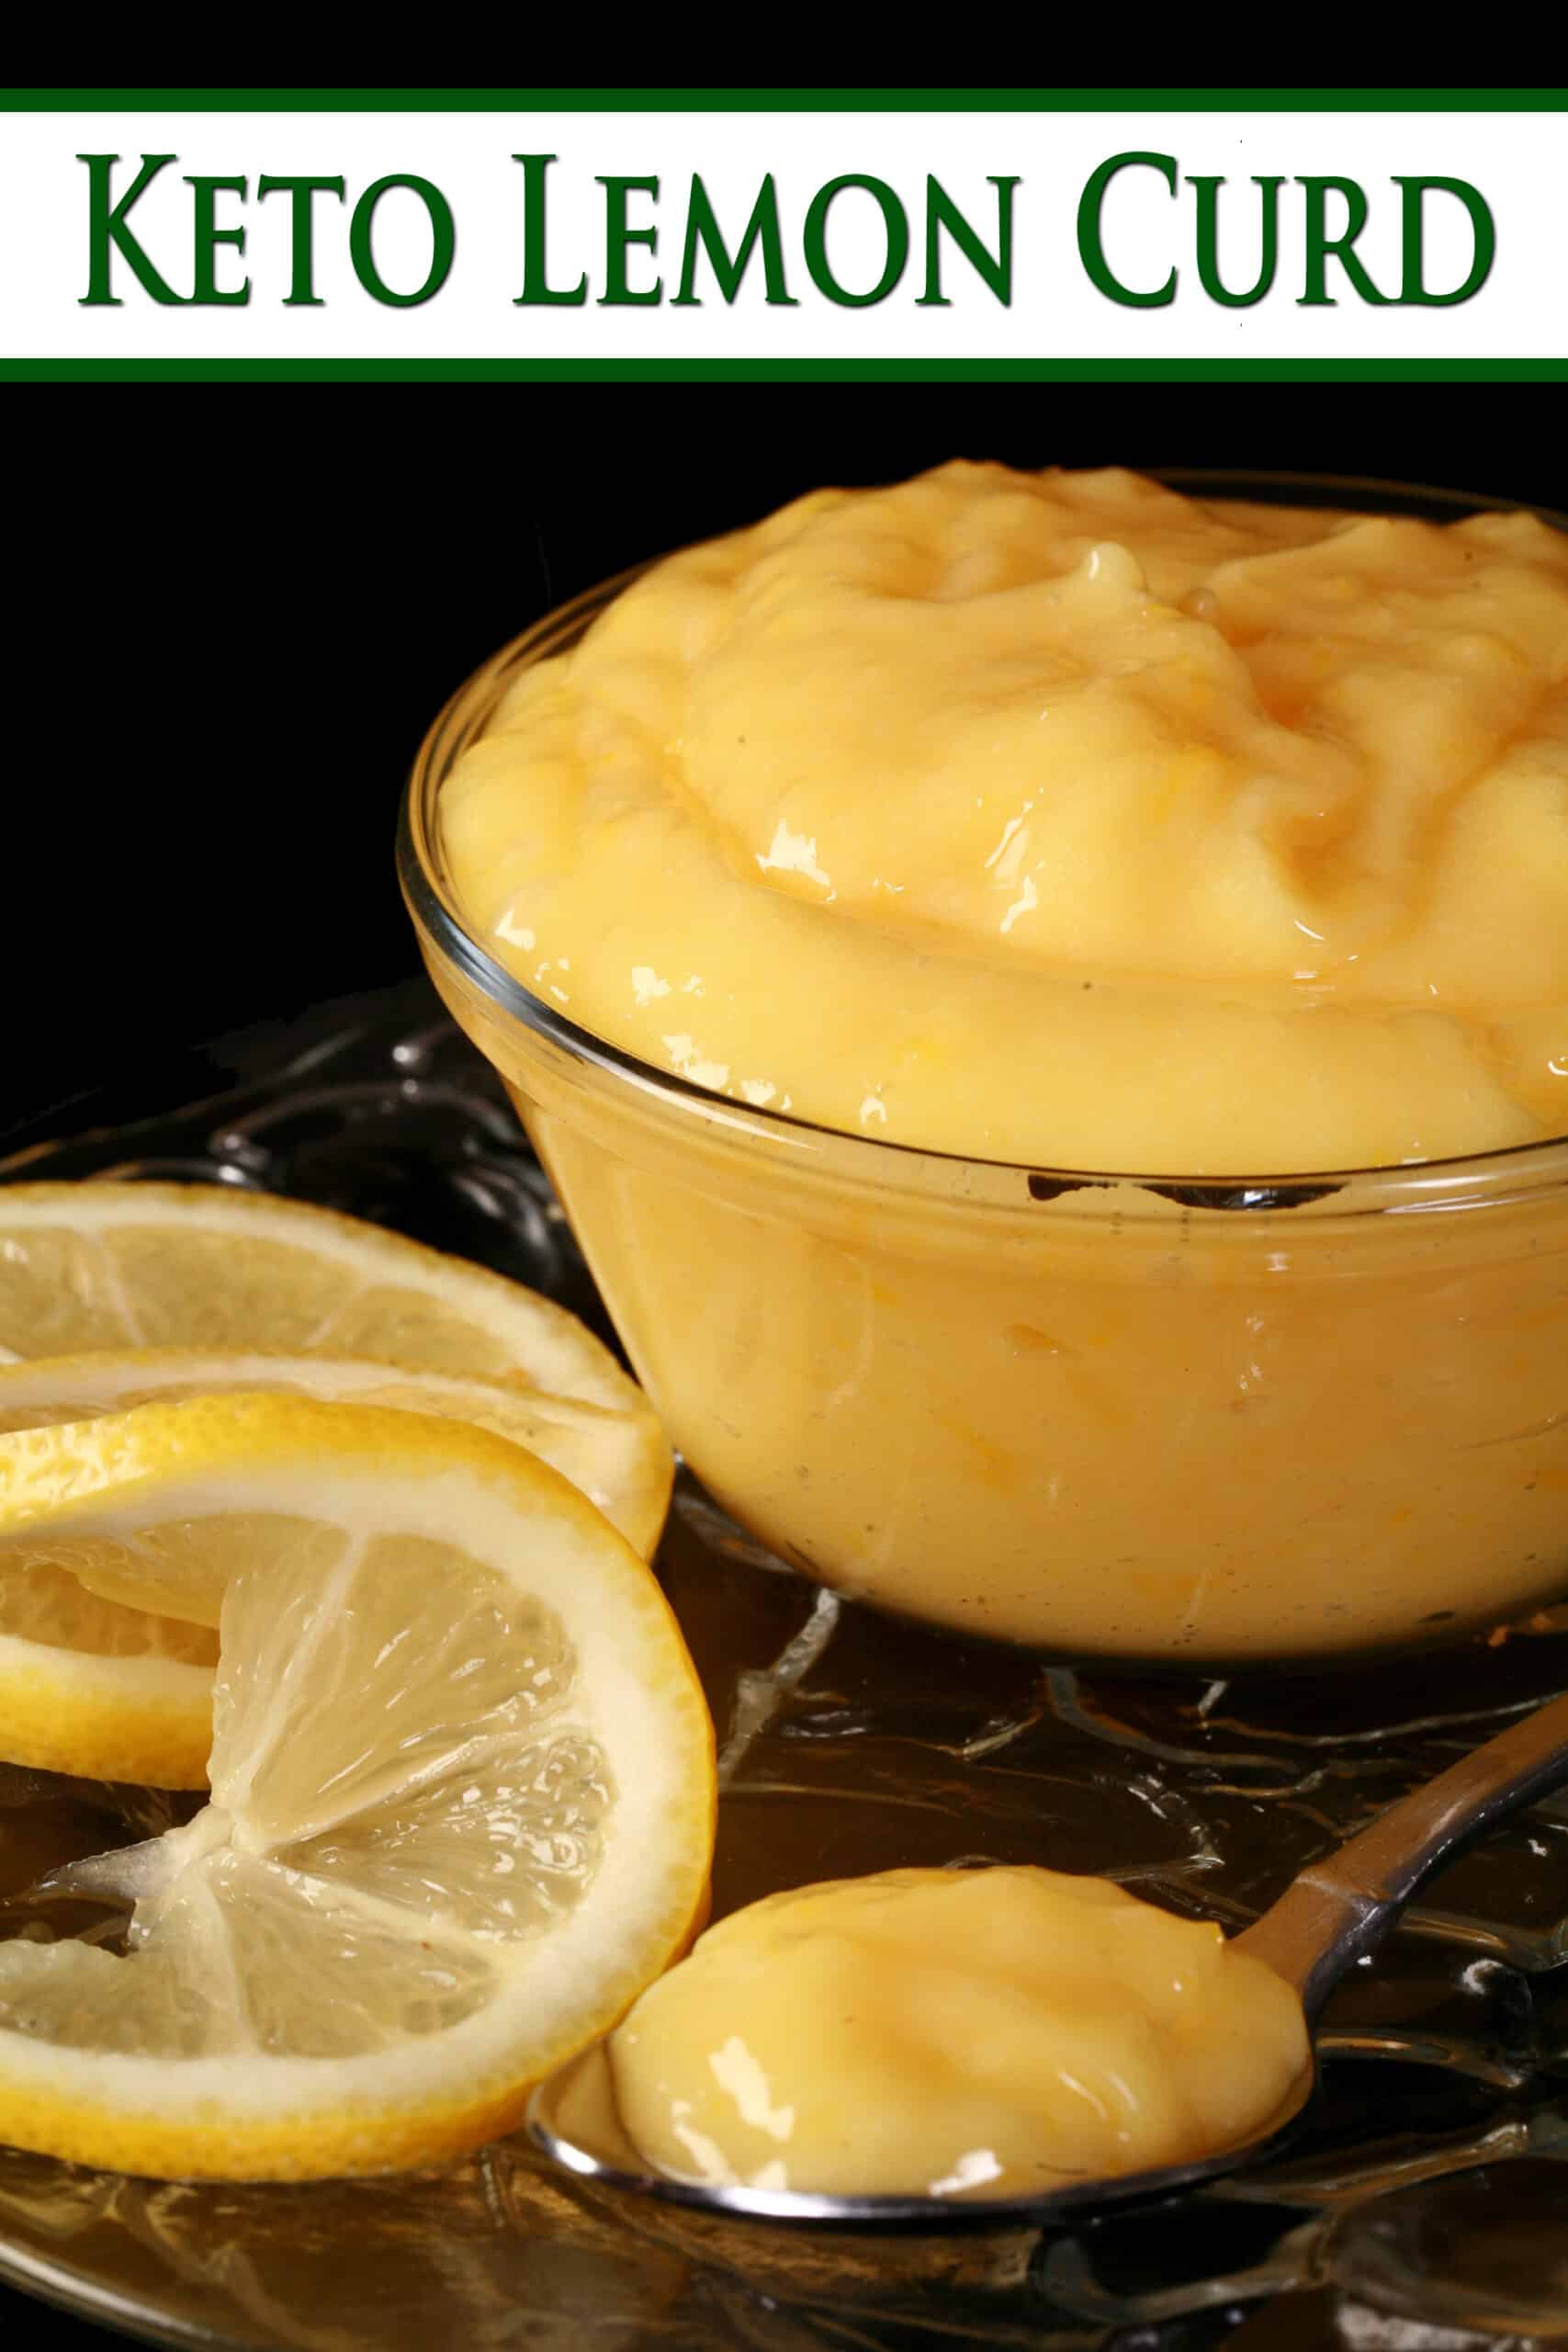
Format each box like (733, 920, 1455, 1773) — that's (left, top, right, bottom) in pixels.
(0, 1632, 211, 1705)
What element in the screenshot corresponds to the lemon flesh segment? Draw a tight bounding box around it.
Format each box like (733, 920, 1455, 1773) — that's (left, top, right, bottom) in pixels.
(0, 1349, 671, 1561)
(0, 1396, 716, 2180)
(0, 1182, 640, 1414)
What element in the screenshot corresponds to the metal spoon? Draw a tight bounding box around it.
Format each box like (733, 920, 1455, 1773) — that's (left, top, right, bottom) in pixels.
(528, 1682, 1568, 2228)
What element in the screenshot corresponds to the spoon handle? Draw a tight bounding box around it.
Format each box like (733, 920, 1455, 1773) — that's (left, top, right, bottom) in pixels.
(1235, 1682, 1568, 2015)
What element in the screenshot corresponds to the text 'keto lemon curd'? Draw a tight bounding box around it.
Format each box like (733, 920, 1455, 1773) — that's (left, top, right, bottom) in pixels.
(443, 465, 1568, 1172)
(607, 1868, 1310, 2200)
(419, 466, 1568, 1661)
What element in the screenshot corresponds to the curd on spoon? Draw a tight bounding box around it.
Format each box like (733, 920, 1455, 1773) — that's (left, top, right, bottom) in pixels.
(606, 1866, 1310, 2200)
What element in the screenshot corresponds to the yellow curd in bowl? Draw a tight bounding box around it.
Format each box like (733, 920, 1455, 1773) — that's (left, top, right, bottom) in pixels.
(413, 465, 1568, 1661)
(607, 1867, 1310, 2199)
(442, 465, 1568, 1172)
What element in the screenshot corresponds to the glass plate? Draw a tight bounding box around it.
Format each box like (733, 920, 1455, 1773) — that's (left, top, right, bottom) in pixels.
(3, 979, 1568, 2352)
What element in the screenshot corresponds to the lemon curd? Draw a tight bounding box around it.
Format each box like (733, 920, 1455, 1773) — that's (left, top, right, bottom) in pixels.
(607, 1867, 1310, 2199)
(426, 466, 1568, 1658)
(443, 464, 1568, 1173)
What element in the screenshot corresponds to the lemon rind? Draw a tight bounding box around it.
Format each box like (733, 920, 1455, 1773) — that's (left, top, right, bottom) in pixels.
(0, 1630, 211, 1788)
(0, 1346, 672, 1560)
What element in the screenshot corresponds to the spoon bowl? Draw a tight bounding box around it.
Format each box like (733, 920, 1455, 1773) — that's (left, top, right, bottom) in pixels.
(529, 2037, 1314, 2229)
(528, 1682, 1568, 2228)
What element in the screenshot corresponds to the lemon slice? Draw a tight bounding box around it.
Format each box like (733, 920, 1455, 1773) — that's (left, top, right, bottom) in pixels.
(0, 1350, 670, 1561)
(0, 1182, 637, 1411)
(0, 1395, 715, 2181)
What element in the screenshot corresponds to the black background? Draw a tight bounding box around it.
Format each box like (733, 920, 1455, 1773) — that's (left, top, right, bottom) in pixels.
(9, 382, 1568, 1136)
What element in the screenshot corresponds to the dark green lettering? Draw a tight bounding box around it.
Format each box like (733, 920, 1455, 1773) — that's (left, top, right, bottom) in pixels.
(918, 174, 1018, 306)
(803, 175, 908, 307)
(348, 175, 455, 307)
(672, 174, 795, 305)
(513, 153, 586, 305)
(598, 175, 661, 305)
(1298, 177, 1391, 306)
(1393, 176, 1495, 305)
(1077, 152, 1178, 308)
(185, 175, 249, 306)
(78, 153, 185, 306)
(1190, 175, 1282, 308)
(256, 175, 346, 306)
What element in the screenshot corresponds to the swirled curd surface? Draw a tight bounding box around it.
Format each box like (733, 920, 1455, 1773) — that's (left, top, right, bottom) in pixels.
(442, 464, 1568, 1172)
(608, 1867, 1310, 2198)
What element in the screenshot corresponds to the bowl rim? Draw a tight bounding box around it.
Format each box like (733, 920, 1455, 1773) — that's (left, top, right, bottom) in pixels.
(398, 465, 1568, 1217)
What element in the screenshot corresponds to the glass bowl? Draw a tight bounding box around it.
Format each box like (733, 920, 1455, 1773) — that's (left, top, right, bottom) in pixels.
(399, 472, 1568, 1668)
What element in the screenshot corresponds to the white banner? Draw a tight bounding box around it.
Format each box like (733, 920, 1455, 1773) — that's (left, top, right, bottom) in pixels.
(0, 102, 1561, 363)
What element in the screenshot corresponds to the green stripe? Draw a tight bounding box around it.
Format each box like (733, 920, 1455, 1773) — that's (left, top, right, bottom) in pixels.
(7, 358, 1568, 384)
(5, 87, 1566, 111)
